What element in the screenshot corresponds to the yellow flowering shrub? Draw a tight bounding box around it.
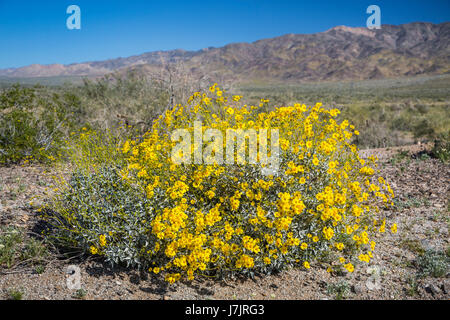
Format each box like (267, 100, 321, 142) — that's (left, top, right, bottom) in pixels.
(115, 84, 397, 282)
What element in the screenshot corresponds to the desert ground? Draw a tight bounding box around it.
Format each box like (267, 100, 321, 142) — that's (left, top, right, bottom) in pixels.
(1, 143, 448, 300)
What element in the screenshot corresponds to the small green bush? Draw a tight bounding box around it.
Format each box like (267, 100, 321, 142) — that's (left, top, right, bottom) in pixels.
(0, 227, 23, 268)
(0, 226, 48, 269)
(43, 166, 154, 268)
(405, 276, 419, 297)
(75, 72, 171, 133)
(431, 133, 450, 163)
(7, 288, 24, 300)
(73, 288, 87, 300)
(417, 250, 449, 278)
(327, 280, 351, 300)
(0, 85, 75, 164)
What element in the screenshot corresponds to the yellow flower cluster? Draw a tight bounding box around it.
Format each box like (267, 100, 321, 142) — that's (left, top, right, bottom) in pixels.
(121, 85, 396, 283)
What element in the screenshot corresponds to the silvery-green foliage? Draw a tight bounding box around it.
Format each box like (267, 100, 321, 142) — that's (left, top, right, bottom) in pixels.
(45, 166, 158, 269)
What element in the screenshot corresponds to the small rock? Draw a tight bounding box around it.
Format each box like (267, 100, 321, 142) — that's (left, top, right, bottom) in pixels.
(392, 249, 403, 257)
(366, 266, 380, 275)
(366, 279, 381, 291)
(420, 240, 434, 251)
(442, 281, 450, 294)
(163, 295, 170, 300)
(425, 283, 441, 296)
(352, 284, 365, 294)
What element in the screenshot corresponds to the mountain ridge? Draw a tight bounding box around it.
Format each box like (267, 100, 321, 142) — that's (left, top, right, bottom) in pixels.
(2, 21, 449, 82)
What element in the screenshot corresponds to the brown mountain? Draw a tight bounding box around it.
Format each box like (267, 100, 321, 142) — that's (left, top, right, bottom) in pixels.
(1, 22, 449, 82)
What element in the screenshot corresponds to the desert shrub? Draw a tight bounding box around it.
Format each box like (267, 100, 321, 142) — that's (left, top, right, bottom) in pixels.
(73, 72, 171, 133)
(412, 119, 435, 139)
(431, 132, 450, 163)
(7, 288, 24, 300)
(416, 250, 449, 278)
(41, 126, 140, 263)
(326, 280, 351, 300)
(62, 125, 132, 172)
(0, 226, 49, 269)
(0, 85, 75, 164)
(48, 85, 397, 283)
(43, 166, 152, 267)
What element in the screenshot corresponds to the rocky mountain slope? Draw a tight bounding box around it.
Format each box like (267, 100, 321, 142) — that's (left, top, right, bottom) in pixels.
(1, 22, 449, 82)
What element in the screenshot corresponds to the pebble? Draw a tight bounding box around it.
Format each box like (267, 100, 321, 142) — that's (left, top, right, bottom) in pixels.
(442, 281, 450, 294)
(366, 266, 381, 275)
(420, 239, 435, 251)
(425, 283, 441, 296)
(352, 284, 365, 294)
(366, 279, 381, 291)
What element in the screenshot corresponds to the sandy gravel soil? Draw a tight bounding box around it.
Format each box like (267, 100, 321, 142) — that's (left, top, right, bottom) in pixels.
(0, 144, 448, 300)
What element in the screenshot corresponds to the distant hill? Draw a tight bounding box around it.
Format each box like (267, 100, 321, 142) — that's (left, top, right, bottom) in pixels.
(1, 22, 449, 83)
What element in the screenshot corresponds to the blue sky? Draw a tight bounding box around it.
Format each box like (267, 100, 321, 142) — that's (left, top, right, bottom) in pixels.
(0, 0, 449, 69)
